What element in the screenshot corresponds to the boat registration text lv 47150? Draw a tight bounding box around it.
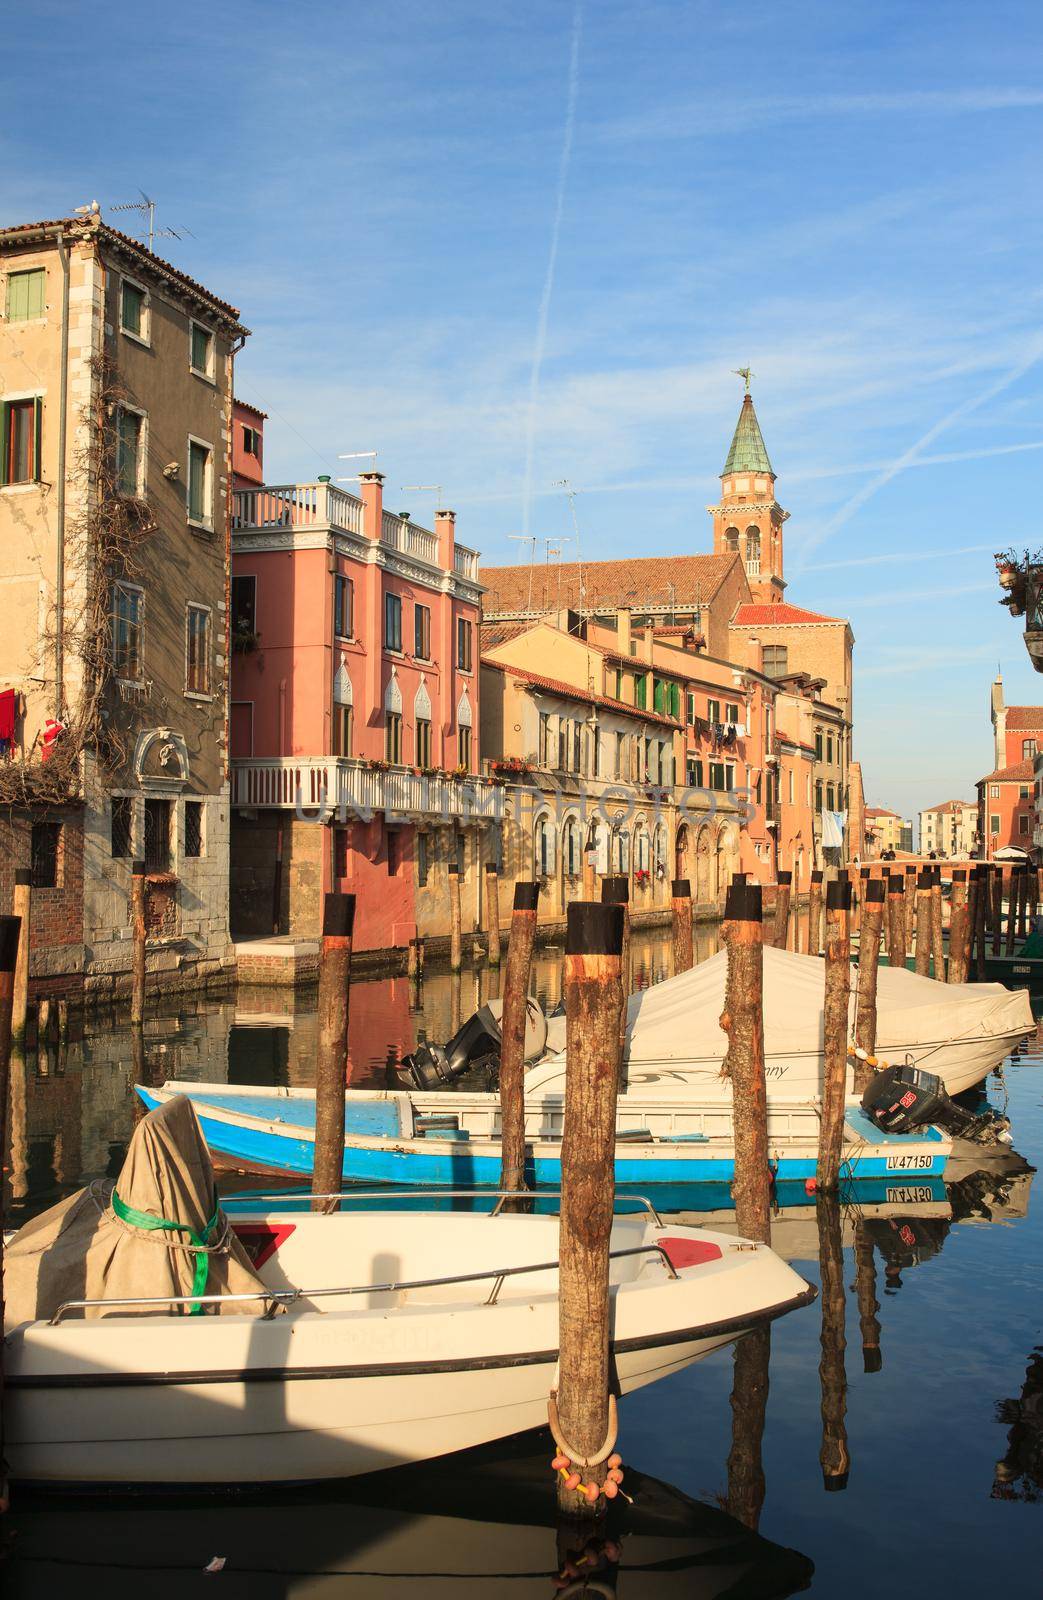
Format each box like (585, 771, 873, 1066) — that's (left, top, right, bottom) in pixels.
(886, 1185, 936, 1203)
(885, 1153, 936, 1171)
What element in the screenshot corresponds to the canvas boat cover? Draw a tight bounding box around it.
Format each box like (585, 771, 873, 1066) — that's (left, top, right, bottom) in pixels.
(4, 1095, 269, 1327)
(611, 946, 1033, 1064)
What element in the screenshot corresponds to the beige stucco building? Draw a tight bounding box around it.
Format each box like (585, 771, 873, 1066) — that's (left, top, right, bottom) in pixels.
(919, 799, 977, 858)
(0, 213, 247, 997)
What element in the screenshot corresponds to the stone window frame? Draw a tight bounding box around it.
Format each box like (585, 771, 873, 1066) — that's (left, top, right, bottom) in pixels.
(115, 399, 148, 499)
(188, 318, 216, 384)
(184, 600, 213, 701)
(186, 432, 214, 533)
(119, 273, 151, 348)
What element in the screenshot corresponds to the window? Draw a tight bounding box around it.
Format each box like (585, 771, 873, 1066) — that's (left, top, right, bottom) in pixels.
(189, 322, 214, 378)
(184, 800, 203, 858)
(185, 604, 211, 695)
(459, 724, 472, 769)
(116, 407, 144, 497)
(687, 757, 703, 787)
(6, 268, 45, 322)
(563, 817, 580, 877)
(615, 730, 625, 779)
(826, 735, 834, 764)
(725, 701, 739, 725)
(417, 832, 429, 888)
(1023, 739, 1038, 760)
(232, 574, 256, 635)
(668, 682, 682, 719)
(709, 762, 733, 792)
(815, 731, 823, 760)
(334, 827, 350, 880)
(30, 821, 60, 888)
(334, 574, 353, 639)
(111, 795, 133, 858)
(414, 603, 431, 659)
(826, 782, 835, 810)
(653, 677, 666, 715)
(614, 668, 624, 700)
(1020, 784, 1031, 798)
(1, 397, 41, 485)
(385, 592, 402, 651)
(387, 830, 404, 878)
(385, 711, 402, 764)
(416, 716, 432, 767)
(815, 780, 823, 814)
(535, 815, 555, 877)
(457, 617, 473, 671)
(990, 813, 1000, 835)
(686, 691, 695, 725)
(112, 582, 143, 680)
(763, 644, 788, 678)
(188, 439, 212, 526)
(332, 698, 353, 756)
(120, 279, 148, 341)
(539, 711, 552, 766)
(990, 784, 1000, 799)
(707, 698, 720, 724)
(634, 674, 647, 709)
(745, 529, 761, 574)
(572, 719, 582, 773)
(144, 798, 171, 872)
(1019, 813, 1030, 836)
(242, 424, 262, 460)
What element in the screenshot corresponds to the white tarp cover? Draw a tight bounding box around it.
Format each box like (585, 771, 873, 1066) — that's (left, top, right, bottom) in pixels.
(619, 945, 1032, 1064)
(4, 1095, 269, 1326)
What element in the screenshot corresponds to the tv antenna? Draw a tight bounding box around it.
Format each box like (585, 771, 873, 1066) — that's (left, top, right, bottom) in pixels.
(401, 484, 444, 512)
(554, 479, 585, 614)
(507, 534, 538, 612)
(337, 450, 379, 484)
(110, 191, 193, 254)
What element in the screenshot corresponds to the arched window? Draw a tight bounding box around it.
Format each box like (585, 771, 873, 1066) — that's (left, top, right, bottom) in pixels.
(562, 816, 580, 878)
(612, 822, 630, 873)
(534, 814, 556, 878)
(815, 780, 823, 815)
(724, 526, 740, 553)
(745, 527, 761, 575)
(826, 782, 835, 811)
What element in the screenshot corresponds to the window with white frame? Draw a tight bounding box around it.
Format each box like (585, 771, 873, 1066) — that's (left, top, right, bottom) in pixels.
(112, 582, 143, 680)
(189, 321, 215, 379)
(120, 278, 149, 342)
(187, 438, 213, 527)
(185, 604, 211, 695)
(1, 396, 42, 485)
(535, 814, 556, 878)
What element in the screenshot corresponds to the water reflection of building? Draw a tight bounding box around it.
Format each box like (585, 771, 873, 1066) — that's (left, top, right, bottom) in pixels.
(993, 1347, 1043, 1501)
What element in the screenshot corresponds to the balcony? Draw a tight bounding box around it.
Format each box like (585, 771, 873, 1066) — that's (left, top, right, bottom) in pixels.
(454, 544, 480, 582)
(232, 757, 503, 823)
(232, 482, 364, 536)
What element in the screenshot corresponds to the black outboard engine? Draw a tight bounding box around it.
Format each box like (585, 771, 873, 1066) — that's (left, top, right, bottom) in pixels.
(861, 1062, 1013, 1145)
(396, 1005, 502, 1091)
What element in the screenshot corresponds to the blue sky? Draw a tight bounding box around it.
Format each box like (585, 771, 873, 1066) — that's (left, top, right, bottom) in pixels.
(5, 0, 1043, 824)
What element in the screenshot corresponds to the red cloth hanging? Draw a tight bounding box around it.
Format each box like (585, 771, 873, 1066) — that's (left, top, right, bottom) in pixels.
(0, 690, 15, 742)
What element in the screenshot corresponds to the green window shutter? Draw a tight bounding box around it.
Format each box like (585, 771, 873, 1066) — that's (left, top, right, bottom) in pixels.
(6, 270, 43, 321)
(653, 677, 665, 714)
(28, 270, 44, 318)
(669, 683, 681, 718)
(635, 674, 646, 709)
(33, 397, 42, 482)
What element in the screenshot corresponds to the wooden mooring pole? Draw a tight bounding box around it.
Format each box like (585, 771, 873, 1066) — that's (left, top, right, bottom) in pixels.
(974, 865, 989, 980)
(0, 913, 22, 1514)
(448, 860, 463, 972)
(11, 868, 30, 1048)
(601, 875, 630, 1054)
(772, 869, 792, 950)
(903, 864, 916, 953)
(991, 866, 1003, 956)
(312, 893, 355, 1209)
(671, 877, 694, 974)
(817, 1189, 850, 1490)
(853, 879, 884, 1092)
(721, 880, 772, 1243)
(808, 869, 824, 957)
(499, 881, 540, 1203)
(853, 1218, 882, 1374)
(947, 868, 969, 984)
(484, 861, 502, 967)
(914, 869, 932, 977)
(131, 859, 147, 1025)
(555, 900, 625, 1518)
(816, 879, 851, 1194)
(886, 872, 907, 972)
(929, 866, 945, 979)
(1016, 863, 1029, 941)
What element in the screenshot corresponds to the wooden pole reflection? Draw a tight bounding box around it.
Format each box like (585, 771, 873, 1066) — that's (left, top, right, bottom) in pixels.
(817, 1190, 850, 1491)
(726, 1323, 771, 1530)
(853, 1218, 882, 1374)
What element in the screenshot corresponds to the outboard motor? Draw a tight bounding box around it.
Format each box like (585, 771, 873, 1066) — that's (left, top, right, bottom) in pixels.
(396, 1005, 503, 1090)
(861, 1062, 1012, 1144)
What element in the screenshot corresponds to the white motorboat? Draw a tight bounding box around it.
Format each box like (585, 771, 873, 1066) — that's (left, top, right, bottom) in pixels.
(3, 1098, 814, 1488)
(470, 946, 1031, 1103)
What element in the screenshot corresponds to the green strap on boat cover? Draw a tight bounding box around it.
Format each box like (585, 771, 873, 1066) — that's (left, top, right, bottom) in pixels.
(111, 1189, 220, 1315)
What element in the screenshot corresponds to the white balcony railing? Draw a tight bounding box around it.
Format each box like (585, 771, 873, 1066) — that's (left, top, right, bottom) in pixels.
(454, 542, 480, 582)
(232, 757, 502, 822)
(380, 511, 439, 566)
(233, 483, 365, 536)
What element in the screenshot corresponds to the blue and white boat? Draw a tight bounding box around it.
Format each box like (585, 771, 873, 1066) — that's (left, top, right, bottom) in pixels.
(136, 1079, 954, 1186)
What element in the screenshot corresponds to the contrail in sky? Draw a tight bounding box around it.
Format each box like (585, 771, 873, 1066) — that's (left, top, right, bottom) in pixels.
(521, 1, 582, 542)
(793, 343, 1043, 569)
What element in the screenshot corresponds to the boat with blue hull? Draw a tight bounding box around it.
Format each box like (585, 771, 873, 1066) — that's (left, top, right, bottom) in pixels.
(136, 1081, 953, 1186)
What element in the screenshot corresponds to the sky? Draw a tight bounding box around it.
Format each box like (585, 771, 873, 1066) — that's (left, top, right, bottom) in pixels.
(4, 0, 1043, 826)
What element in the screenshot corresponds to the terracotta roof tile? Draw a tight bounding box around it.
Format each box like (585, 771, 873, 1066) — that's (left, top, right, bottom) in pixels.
(1004, 706, 1043, 730)
(922, 799, 976, 813)
(732, 602, 848, 627)
(478, 554, 740, 616)
(485, 661, 681, 728)
(480, 619, 533, 650)
(979, 758, 1035, 784)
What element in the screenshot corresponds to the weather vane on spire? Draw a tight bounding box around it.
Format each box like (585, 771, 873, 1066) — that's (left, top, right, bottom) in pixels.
(733, 366, 755, 393)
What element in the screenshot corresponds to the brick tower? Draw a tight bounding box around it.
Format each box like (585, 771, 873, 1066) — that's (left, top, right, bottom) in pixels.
(708, 383, 788, 605)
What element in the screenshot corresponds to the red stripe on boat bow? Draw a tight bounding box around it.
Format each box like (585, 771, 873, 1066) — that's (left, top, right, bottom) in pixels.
(658, 1237, 723, 1270)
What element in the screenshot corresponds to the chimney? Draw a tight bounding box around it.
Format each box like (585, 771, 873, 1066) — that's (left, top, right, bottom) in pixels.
(435, 508, 456, 573)
(746, 634, 761, 672)
(359, 471, 384, 542)
(616, 607, 632, 657)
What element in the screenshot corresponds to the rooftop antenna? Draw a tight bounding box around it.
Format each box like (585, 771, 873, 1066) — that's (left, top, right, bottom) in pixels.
(554, 480, 586, 617)
(544, 537, 571, 612)
(337, 449, 378, 485)
(110, 191, 192, 253)
(401, 484, 444, 513)
(508, 534, 538, 611)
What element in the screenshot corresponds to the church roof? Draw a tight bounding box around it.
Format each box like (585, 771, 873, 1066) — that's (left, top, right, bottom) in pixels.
(722, 393, 774, 477)
(479, 553, 738, 616)
(1005, 705, 1043, 730)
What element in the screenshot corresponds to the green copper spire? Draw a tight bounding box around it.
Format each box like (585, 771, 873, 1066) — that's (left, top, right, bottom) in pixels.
(722, 393, 774, 477)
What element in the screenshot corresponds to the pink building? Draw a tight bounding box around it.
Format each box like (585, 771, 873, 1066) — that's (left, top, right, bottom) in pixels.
(229, 437, 496, 956)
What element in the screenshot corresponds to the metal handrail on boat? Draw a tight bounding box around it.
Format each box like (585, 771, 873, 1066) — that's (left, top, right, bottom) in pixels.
(47, 1241, 683, 1325)
(224, 1188, 667, 1227)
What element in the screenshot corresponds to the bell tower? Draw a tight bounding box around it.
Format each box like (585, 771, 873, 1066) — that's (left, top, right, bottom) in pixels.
(708, 376, 788, 605)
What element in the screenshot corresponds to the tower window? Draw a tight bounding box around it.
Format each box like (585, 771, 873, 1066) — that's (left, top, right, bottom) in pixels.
(745, 527, 761, 575)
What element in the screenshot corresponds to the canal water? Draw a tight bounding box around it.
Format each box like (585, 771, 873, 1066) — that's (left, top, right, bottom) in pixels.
(3, 926, 1040, 1596)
